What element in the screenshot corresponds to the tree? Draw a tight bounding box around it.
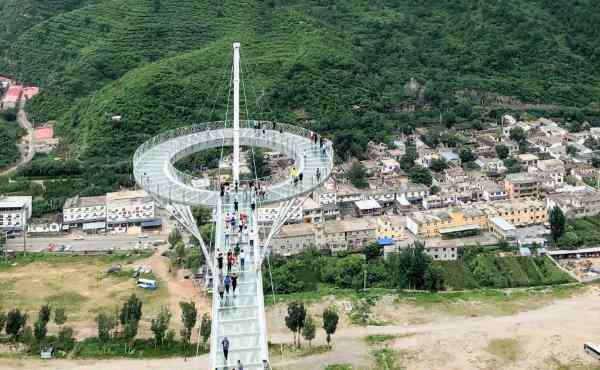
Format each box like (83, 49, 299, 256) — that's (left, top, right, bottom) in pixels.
(549, 206, 566, 241)
(179, 301, 197, 358)
(364, 243, 381, 261)
(459, 148, 476, 163)
(495, 144, 509, 159)
(592, 154, 600, 169)
(150, 306, 171, 348)
(400, 145, 417, 171)
(301, 315, 316, 348)
(247, 147, 271, 179)
(348, 161, 369, 188)
(509, 127, 526, 143)
(95, 312, 115, 345)
(430, 185, 440, 195)
(322, 307, 339, 348)
(192, 206, 212, 227)
(424, 264, 445, 292)
(5, 309, 26, 341)
(54, 307, 67, 328)
(56, 326, 75, 352)
(34, 319, 48, 343)
(285, 301, 306, 347)
(0, 311, 7, 335)
(200, 313, 211, 346)
(385, 242, 432, 290)
(566, 144, 579, 157)
(168, 229, 182, 247)
(38, 304, 51, 324)
(408, 166, 432, 186)
(429, 159, 448, 173)
(120, 294, 143, 351)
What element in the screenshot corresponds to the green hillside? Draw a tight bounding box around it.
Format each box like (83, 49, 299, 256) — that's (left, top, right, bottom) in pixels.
(2, 0, 600, 163)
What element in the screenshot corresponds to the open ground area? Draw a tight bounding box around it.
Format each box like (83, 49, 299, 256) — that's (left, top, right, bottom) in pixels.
(1, 254, 600, 370)
(0, 250, 208, 340)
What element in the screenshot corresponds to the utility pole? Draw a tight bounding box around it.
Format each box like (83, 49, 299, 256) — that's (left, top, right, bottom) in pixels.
(232, 42, 241, 186)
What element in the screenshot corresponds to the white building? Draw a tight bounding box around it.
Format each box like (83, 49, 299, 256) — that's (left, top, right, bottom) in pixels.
(106, 190, 156, 229)
(0, 196, 32, 233)
(63, 195, 107, 228)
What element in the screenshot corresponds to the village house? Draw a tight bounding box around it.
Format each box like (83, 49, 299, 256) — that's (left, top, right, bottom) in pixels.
(405, 207, 488, 239)
(547, 187, 600, 218)
(504, 172, 541, 199)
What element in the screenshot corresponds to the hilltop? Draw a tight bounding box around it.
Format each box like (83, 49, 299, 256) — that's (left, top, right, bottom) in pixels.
(1, 0, 600, 162)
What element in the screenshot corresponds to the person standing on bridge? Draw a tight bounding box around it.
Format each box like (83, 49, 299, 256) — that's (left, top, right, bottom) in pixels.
(221, 337, 230, 362)
(231, 273, 238, 295)
(218, 273, 225, 303)
(217, 251, 224, 271)
(234, 199, 239, 213)
(237, 360, 244, 370)
(240, 249, 246, 271)
(227, 251, 233, 272)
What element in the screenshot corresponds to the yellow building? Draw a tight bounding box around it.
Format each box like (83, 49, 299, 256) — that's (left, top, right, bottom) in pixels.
(372, 215, 407, 240)
(487, 198, 547, 227)
(406, 207, 488, 239)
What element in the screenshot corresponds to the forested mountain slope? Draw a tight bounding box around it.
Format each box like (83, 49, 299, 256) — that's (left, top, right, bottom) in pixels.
(1, 0, 600, 161)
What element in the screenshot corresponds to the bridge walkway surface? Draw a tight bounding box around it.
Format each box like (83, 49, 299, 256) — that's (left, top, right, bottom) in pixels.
(210, 196, 269, 370)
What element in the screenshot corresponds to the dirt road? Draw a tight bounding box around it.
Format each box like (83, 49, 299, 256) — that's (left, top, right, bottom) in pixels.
(0, 102, 35, 176)
(6, 287, 600, 370)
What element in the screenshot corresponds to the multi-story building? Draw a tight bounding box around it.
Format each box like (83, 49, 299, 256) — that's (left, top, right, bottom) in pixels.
(517, 154, 539, 169)
(405, 207, 488, 239)
(315, 219, 377, 253)
(373, 215, 406, 241)
(547, 187, 600, 218)
(270, 223, 316, 256)
(63, 195, 107, 228)
(504, 172, 540, 199)
(531, 159, 565, 188)
(424, 246, 458, 261)
(478, 181, 508, 201)
(486, 198, 547, 227)
(0, 196, 32, 233)
(106, 190, 156, 230)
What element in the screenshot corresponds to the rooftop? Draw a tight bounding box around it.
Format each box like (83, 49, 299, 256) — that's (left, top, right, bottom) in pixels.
(64, 195, 106, 209)
(106, 190, 150, 202)
(2, 85, 22, 103)
(34, 126, 54, 141)
(355, 199, 382, 211)
(276, 223, 315, 238)
(490, 216, 516, 231)
(322, 219, 376, 233)
(505, 172, 538, 183)
(517, 153, 539, 162)
(490, 198, 544, 212)
(0, 196, 31, 209)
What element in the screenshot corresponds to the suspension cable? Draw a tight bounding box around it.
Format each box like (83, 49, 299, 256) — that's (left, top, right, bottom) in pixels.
(240, 52, 277, 305)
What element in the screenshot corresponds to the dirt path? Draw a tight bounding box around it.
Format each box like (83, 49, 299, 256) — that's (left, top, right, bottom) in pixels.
(142, 248, 211, 338)
(0, 102, 35, 176)
(6, 287, 600, 370)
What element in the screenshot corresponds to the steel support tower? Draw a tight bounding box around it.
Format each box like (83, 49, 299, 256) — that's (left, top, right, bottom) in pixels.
(133, 43, 334, 369)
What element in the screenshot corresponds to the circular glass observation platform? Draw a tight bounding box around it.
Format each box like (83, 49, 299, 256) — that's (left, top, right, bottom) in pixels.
(133, 121, 334, 207)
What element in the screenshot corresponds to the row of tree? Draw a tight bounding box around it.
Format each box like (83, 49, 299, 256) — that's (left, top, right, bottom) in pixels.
(95, 295, 211, 357)
(0, 304, 74, 353)
(285, 302, 339, 348)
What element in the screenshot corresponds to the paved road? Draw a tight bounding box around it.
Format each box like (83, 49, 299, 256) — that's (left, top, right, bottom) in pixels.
(6, 234, 167, 252)
(0, 102, 35, 176)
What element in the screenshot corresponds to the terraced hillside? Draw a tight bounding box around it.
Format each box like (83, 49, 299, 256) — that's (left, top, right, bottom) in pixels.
(1, 0, 600, 162)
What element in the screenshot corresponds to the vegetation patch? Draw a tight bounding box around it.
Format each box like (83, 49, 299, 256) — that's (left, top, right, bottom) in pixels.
(365, 334, 398, 345)
(372, 348, 404, 370)
(484, 338, 523, 363)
